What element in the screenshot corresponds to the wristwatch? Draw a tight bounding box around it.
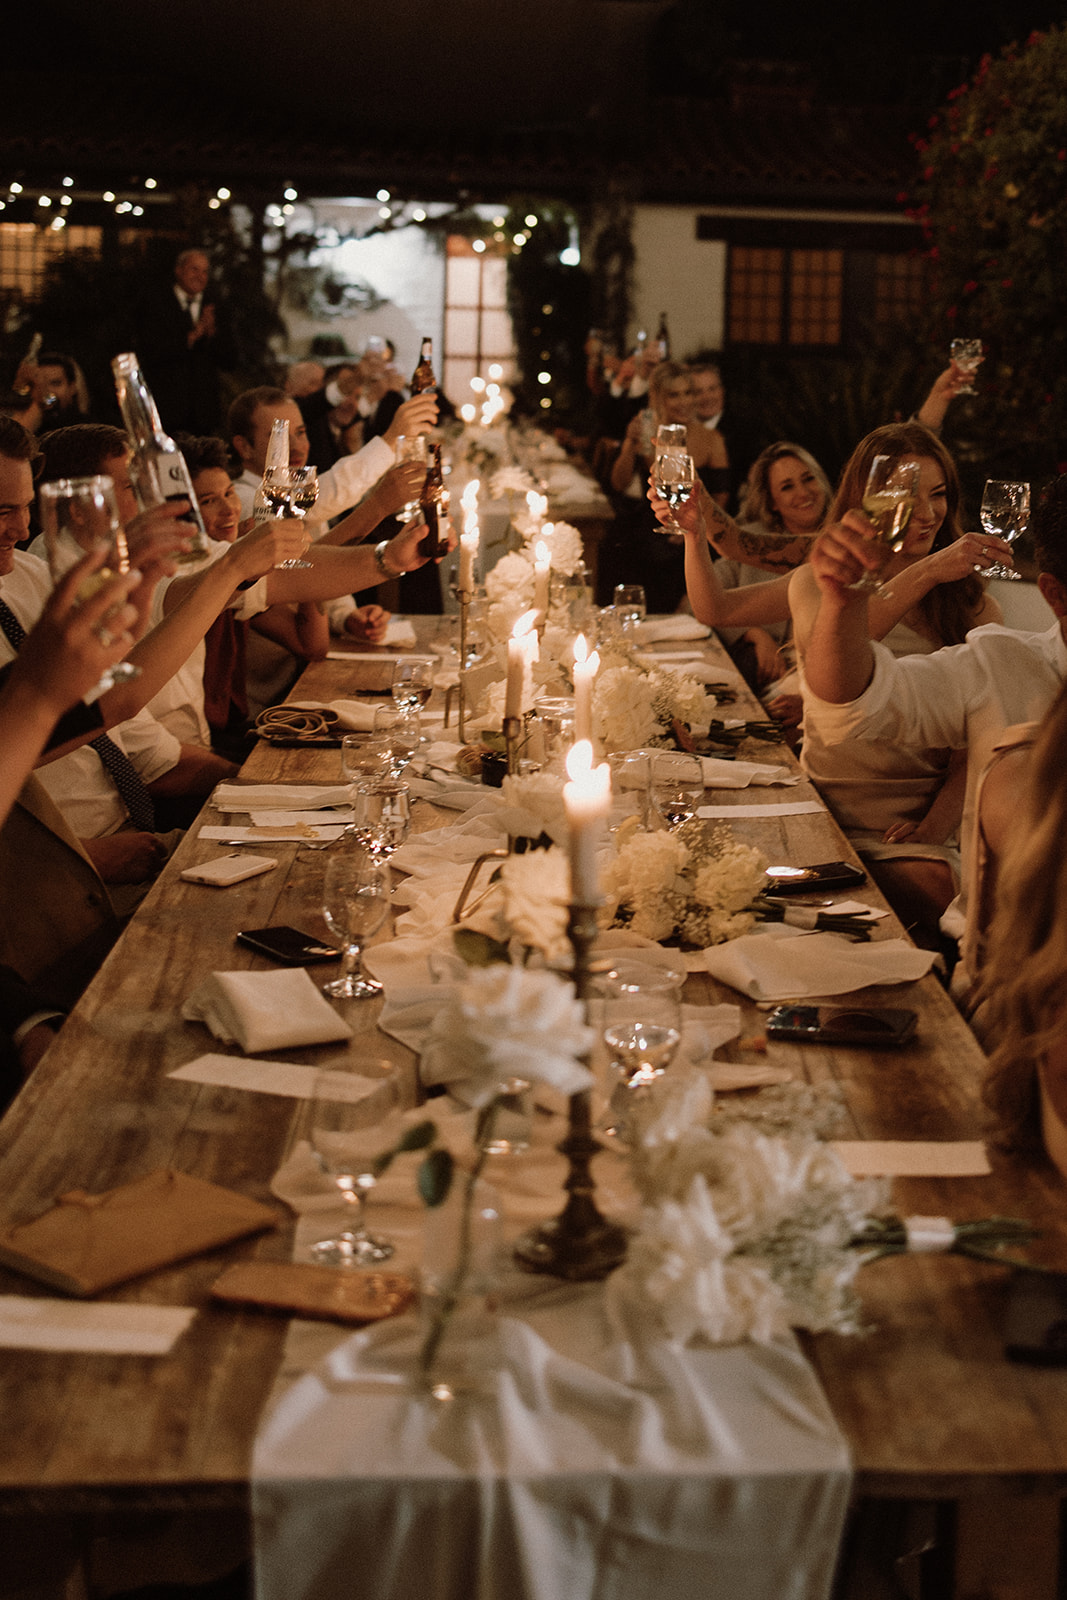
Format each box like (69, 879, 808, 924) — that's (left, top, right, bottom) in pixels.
(373, 540, 402, 578)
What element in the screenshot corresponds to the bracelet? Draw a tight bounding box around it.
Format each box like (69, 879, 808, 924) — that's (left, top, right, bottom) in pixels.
(373, 540, 402, 579)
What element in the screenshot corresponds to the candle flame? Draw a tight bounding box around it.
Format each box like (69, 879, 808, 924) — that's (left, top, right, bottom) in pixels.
(566, 739, 594, 781)
(573, 633, 588, 665)
(513, 609, 539, 640)
(535, 539, 549, 564)
(461, 479, 480, 512)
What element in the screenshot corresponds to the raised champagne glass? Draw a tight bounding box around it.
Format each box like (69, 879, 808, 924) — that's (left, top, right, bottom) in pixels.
(850, 455, 920, 595)
(652, 448, 696, 534)
(38, 475, 140, 695)
(977, 479, 1029, 581)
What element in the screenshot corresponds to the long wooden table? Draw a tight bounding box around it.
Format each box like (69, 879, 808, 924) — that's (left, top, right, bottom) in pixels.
(0, 626, 1065, 1592)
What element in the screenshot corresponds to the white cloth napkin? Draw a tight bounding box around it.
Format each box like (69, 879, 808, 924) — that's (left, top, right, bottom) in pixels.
(0, 1299, 195, 1355)
(701, 931, 936, 1001)
(634, 616, 711, 643)
(212, 784, 352, 812)
(287, 700, 389, 731)
(182, 970, 354, 1053)
(698, 756, 799, 788)
(635, 654, 738, 684)
(384, 619, 417, 648)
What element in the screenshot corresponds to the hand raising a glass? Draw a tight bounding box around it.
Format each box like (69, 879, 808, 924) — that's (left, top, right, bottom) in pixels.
(38, 475, 141, 695)
(849, 455, 920, 594)
(977, 479, 1028, 581)
(652, 450, 696, 534)
(949, 338, 984, 395)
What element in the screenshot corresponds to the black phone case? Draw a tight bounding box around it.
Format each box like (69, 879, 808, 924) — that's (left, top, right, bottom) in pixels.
(765, 1005, 918, 1047)
(1004, 1272, 1067, 1365)
(235, 926, 340, 966)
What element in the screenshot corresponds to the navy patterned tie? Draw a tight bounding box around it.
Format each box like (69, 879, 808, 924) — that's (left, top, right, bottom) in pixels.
(0, 594, 156, 832)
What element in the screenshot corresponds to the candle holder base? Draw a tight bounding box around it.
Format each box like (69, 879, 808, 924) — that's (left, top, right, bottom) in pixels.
(503, 715, 523, 776)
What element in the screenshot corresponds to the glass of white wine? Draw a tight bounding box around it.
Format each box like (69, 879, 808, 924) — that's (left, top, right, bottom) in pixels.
(613, 584, 647, 631)
(652, 449, 695, 533)
(601, 962, 684, 1138)
(655, 423, 687, 456)
(38, 475, 140, 694)
(851, 455, 920, 594)
(350, 780, 411, 861)
(391, 655, 436, 712)
(977, 479, 1029, 581)
(272, 465, 315, 570)
(650, 751, 705, 830)
(949, 338, 984, 395)
(320, 851, 391, 1000)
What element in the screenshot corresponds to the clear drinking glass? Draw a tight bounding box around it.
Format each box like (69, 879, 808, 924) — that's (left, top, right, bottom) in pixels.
(978, 479, 1029, 581)
(949, 338, 984, 395)
(391, 655, 436, 711)
(350, 780, 411, 861)
(851, 455, 921, 594)
(650, 751, 704, 830)
(38, 475, 140, 694)
(533, 694, 576, 773)
(262, 466, 314, 570)
(308, 1070, 402, 1265)
(373, 704, 420, 776)
(395, 434, 428, 521)
(320, 851, 390, 999)
(652, 449, 696, 533)
(613, 584, 647, 630)
(602, 963, 685, 1137)
(607, 750, 653, 832)
(655, 423, 687, 455)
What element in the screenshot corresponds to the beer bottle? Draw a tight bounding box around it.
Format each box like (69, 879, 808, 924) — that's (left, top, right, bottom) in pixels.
(111, 352, 210, 562)
(410, 336, 436, 395)
(418, 442, 445, 558)
(654, 312, 671, 362)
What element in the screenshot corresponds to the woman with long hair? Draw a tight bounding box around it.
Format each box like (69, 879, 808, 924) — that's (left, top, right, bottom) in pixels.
(790, 421, 1004, 943)
(978, 682, 1067, 1175)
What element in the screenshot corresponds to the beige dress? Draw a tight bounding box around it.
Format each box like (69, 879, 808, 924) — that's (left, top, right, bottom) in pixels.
(799, 619, 960, 880)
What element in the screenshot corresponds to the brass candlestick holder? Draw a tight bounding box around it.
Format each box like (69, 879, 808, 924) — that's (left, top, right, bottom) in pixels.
(513, 901, 628, 1282)
(455, 584, 471, 744)
(503, 715, 523, 776)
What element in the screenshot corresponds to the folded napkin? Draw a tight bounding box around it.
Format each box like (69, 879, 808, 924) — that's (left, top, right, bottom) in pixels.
(212, 783, 352, 812)
(385, 619, 418, 648)
(287, 700, 389, 732)
(634, 616, 711, 643)
(699, 757, 800, 789)
(0, 1298, 196, 1354)
(701, 931, 936, 1001)
(182, 969, 354, 1053)
(634, 653, 737, 685)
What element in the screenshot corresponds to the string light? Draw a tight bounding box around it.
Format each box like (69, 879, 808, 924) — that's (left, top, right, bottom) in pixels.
(376, 188, 390, 202)
(472, 238, 486, 253)
(525, 214, 538, 227)
(413, 207, 426, 221)
(62, 176, 74, 188)
(283, 186, 297, 201)
(217, 187, 231, 200)
(9, 183, 22, 194)
(144, 178, 157, 189)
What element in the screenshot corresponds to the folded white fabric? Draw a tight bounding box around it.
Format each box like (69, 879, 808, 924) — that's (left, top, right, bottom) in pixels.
(634, 615, 711, 643)
(385, 620, 417, 648)
(182, 969, 354, 1053)
(212, 783, 352, 812)
(288, 700, 388, 732)
(698, 756, 800, 788)
(702, 932, 936, 1001)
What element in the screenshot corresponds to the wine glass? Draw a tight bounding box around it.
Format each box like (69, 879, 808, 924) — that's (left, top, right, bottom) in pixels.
(373, 704, 420, 776)
(949, 338, 984, 395)
(350, 780, 411, 861)
(307, 1070, 402, 1265)
(391, 655, 436, 712)
(341, 732, 391, 799)
(320, 851, 391, 999)
(601, 963, 684, 1137)
(395, 434, 428, 522)
(655, 423, 687, 456)
(38, 475, 140, 693)
(850, 456, 920, 594)
(652, 449, 696, 533)
(613, 584, 646, 631)
(977, 479, 1029, 581)
(650, 752, 704, 830)
(273, 465, 316, 570)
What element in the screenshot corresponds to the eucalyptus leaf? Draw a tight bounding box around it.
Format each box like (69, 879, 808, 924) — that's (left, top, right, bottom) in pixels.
(418, 1147, 455, 1207)
(454, 928, 511, 968)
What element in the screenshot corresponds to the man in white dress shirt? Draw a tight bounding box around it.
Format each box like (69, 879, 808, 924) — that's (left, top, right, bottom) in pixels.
(797, 477, 1067, 986)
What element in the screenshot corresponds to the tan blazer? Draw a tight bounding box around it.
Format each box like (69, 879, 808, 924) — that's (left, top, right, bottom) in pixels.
(0, 777, 120, 1006)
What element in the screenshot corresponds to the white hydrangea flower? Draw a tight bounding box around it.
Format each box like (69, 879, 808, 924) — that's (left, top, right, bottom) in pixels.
(594, 666, 660, 753)
(497, 847, 570, 956)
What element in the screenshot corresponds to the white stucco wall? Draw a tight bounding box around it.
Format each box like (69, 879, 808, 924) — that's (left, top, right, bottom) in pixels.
(630, 206, 727, 360)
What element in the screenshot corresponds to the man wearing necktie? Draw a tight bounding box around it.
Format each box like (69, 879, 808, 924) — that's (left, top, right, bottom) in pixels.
(133, 248, 234, 435)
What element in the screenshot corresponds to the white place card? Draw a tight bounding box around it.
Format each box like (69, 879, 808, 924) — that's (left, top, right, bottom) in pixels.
(832, 1141, 991, 1178)
(169, 1055, 390, 1100)
(698, 801, 825, 818)
(0, 1298, 195, 1355)
(198, 825, 347, 845)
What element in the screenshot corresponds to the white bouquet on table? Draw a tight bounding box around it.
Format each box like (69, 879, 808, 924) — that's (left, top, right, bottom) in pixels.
(593, 664, 711, 754)
(521, 518, 585, 578)
(603, 821, 768, 947)
(608, 1070, 887, 1345)
(489, 464, 536, 499)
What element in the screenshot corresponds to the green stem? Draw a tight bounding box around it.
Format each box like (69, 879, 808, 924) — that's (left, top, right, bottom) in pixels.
(417, 1097, 498, 1383)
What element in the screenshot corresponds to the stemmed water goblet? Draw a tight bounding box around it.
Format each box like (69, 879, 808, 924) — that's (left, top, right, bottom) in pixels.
(949, 338, 984, 396)
(650, 752, 704, 830)
(350, 780, 412, 861)
(374, 704, 420, 776)
(391, 655, 436, 712)
(38, 475, 140, 695)
(308, 1070, 402, 1265)
(601, 962, 685, 1139)
(320, 850, 391, 1000)
(652, 449, 696, 534)
(850, 455, 920, 595)
(977, 479, 1029, 581)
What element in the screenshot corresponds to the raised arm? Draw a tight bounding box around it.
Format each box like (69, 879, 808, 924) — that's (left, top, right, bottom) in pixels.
(649, 479, 792, 628)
